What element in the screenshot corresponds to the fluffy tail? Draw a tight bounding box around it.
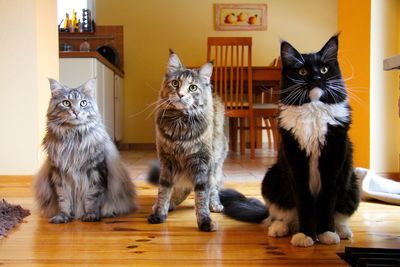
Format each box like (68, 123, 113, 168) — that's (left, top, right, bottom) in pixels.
(34, 157, 59, 218)
(219, 188, 268, 223)
(102, 142, 138, 217)
(147, 160, 160, 185)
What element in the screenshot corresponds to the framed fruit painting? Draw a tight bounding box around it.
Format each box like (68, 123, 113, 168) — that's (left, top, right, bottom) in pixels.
(215, 4, 267, 31)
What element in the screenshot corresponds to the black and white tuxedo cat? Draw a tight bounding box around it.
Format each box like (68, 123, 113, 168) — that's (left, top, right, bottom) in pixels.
(220, 35, 360, 247)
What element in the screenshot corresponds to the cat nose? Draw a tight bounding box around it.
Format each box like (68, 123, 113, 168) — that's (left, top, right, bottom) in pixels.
(178, 91, 185, 98)
(72, 110, 80, 117)
(313, 75, 321, 80)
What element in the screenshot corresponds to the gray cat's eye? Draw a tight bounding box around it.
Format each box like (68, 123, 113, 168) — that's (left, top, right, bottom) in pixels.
(298, 68, 308, 76)
(320, 66, 329, 74)
(80, 100, 88, 107)
(171, 80, 180, 88)
(62, 100, 71, 107)
(188, 84, 198, 92)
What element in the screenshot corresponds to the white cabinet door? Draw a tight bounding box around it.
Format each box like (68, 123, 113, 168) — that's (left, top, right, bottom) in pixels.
(95, 60, 115, 140)
(59, 58, 115, 140)
(114, 74, 124, 142)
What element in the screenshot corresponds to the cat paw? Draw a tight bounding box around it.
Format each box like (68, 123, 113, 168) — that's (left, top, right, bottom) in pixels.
(81, 213, 101, 222)
(336, 225, 353, 239)
(50, 213, 72, 224)
(268, 220, 289, 237)
(291, 233, 314, 247)
(318, 231, 340, 245)
(147, 213, 167, 224)
(198, 217, 217, 232)
(209, 202, 224, 213)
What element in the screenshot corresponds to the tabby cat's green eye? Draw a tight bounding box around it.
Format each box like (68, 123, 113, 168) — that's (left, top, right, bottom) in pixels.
(171, 80, 180, 88)
(298, 68, 308, 76)
(62, 100, 71, 107)
(80, 100, 87, 107)
(188, 84, 198, 92)
(320, 66, 329, 74)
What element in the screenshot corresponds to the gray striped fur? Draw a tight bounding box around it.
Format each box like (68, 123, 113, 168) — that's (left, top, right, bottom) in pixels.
(148, 51, 228, 231)
(34, 78, 137, 223)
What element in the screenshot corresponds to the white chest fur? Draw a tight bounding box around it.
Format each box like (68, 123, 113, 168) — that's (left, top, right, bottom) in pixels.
(279, 101, 349, 196)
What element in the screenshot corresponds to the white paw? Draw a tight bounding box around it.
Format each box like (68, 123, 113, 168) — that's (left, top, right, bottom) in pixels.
(291, 232, 314, 247)
(318, 231, 340, 245)
(209, 202, 224, 213)
(336, 224, 353, 239)
(268, 220, 289, 237)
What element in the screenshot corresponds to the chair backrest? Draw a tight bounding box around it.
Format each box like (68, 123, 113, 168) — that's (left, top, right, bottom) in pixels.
(207, 37, 253, 111)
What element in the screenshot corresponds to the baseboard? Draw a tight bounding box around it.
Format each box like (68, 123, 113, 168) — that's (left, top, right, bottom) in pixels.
(118, 143, 156, 150)
(376, 172, 400, 182)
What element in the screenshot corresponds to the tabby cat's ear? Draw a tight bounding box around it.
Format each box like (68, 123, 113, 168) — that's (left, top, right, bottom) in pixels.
(48, 78, 65, 96)
(199, 62, 213, 84)
(167, 50, 183, 74)
(319, 35, 339, 62)
(81, 78, 96, 98)
(280, 40, 304, 67)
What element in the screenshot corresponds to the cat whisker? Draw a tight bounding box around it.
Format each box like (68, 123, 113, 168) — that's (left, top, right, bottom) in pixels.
(280, 84, 304, 94)
(128, 99, 167, 119)
(282, 88, 303, 105)
(145, 99, 171, 120)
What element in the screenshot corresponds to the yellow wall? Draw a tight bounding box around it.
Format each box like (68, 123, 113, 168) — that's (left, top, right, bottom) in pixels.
(0, 0, 58, 174)
(370, 0, 400, 172)
(338, 0, 371, 168)
(96, 0, 338, 144)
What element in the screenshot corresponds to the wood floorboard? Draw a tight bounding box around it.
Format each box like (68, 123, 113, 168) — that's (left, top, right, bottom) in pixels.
(0, 150, 399, 266)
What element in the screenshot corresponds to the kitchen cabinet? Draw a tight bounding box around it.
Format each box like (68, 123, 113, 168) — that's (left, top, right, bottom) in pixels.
(59, 57, 123, 142)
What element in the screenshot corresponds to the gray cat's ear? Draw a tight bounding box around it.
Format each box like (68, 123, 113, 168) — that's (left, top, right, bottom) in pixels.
(81, 78, 96, 98)
(167, 51, 183, 74)
(199, 62, 213, 83)
(48, 78, 64, 96)
(319, 34, 339, 62)
(280, 40, 304, 67)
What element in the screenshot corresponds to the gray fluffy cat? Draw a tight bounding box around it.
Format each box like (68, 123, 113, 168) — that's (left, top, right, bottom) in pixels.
(147, 50, 228, 232)
(35, 78, 137, 223)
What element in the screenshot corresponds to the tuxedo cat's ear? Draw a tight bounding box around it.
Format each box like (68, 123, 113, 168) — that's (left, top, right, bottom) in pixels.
(167, 49, 184, 74)
(319, 34, 339, 62)
(280, 40, 304, 67)
(48, 78, 65, 96)
(81, 78, 96, 98)
(199, 62, 213, 83)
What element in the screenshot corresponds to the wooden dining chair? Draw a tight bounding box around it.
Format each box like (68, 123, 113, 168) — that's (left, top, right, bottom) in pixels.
(253, 57, 281, 152)
(207, 37, 255, 159)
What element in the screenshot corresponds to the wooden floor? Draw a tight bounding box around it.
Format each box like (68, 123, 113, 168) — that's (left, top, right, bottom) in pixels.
(1, 149, 400, 266)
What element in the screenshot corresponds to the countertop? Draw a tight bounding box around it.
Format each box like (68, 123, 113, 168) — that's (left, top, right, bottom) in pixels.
(59, 51, 124, 78)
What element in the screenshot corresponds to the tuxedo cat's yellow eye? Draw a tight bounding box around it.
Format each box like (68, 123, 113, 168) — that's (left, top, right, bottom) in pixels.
(188, 84, 198, 92)
(298, 68, 308, 76)
(80, 100, 87, 107)
(171, 80, 180, 88)
(320, 66, 329, 74)
(62, 100, 71, 107)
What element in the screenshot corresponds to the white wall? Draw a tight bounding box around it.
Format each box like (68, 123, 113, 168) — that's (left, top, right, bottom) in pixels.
(370, 0, 400, 172)
(0, 0, 58, 175)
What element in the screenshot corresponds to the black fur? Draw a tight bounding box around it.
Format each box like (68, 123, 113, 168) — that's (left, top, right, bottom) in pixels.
(219, 189, 268, 223)
(147, 160, 160, 185)
(219, 35, 360, 241)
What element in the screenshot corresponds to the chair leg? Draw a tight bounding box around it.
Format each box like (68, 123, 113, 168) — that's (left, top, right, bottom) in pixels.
(263, 117, 273, 150)
(239, 118, 246, 156)
(270, 116, 279, 152)
(256, 117, 263, 149)
(249, 115, 255, 160)
(229, 118, 238, 152)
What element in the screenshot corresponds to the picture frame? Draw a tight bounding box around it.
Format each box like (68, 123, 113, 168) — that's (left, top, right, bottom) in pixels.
(215, 4, 267, 31)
